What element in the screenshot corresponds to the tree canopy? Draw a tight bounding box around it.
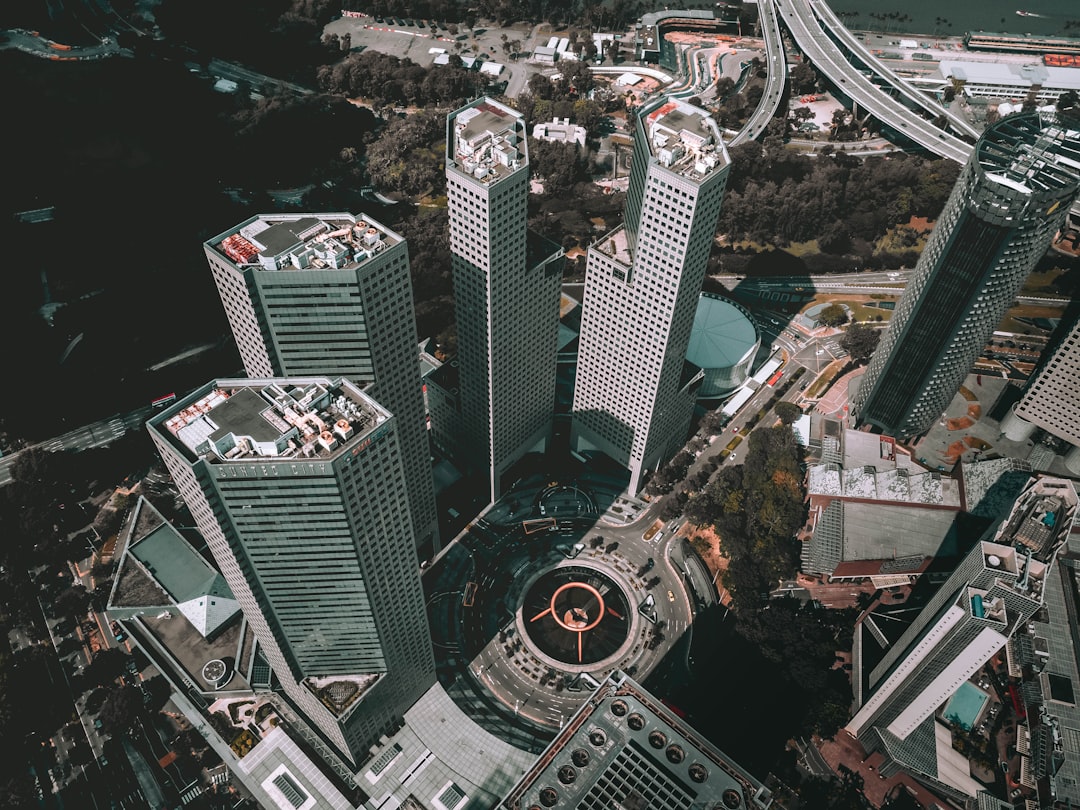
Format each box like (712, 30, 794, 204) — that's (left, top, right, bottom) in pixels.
(686, 426, 804, 610)
(718, 145, 960, 249)
(839, 322, 882, 362)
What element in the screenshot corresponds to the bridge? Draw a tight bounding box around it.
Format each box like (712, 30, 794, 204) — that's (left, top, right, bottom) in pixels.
(774, 0, 974, 164)
(808, 0, 981, 141)
(730, 0, 787, 147)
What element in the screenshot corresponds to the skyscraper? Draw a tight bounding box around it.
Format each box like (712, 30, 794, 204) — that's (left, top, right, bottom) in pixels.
(571, 97, 731, 493)
(147, 378, 436, 767)
(204, 213, 438, 553)
(847, 476, 1077, 795)
(1002, 313, 1080, 473)
(447, 97, 563, 502)
(852, 112, 1080, 437)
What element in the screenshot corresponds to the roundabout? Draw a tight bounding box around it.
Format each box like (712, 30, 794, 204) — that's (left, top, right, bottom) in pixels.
(422, 473, 699, 748)
(519, 565, 635, 668)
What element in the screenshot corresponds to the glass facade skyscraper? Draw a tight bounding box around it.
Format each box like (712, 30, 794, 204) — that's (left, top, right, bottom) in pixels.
(204, 213, 439, 554)
(852, 112, 1080, 437)
(147, 378, 435, 768)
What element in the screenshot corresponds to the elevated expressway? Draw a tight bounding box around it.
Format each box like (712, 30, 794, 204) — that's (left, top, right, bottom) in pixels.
(774, 0, 974, 163)
(808, 0, 981, 141)
(729, 0, 786, 147)
(775, 0, 1080, 219)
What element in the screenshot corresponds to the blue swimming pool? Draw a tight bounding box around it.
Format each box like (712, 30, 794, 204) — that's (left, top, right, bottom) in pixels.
(944, 681, 989, 730)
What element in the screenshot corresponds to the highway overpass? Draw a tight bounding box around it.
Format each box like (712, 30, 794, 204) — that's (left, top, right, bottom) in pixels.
(774, 0, 974, 164)
(730, 0, 787, 147)
(808, 0, 981, 141)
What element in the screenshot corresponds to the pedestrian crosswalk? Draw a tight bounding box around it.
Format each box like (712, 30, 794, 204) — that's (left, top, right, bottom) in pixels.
(181, 785, 204, 804)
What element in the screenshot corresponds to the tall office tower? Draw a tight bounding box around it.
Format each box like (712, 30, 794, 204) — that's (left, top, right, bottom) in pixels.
(446, 98, 563, 502)
(147, 378, 436, 767)
(846, 476, 1077, 797)
(852, 112, 1080, 437)
(571, 97, 730, 493)
(204, 213, 438, 553)
(1002, 313, 1080, 473)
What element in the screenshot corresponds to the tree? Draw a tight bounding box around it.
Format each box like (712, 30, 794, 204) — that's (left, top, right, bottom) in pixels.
(774, 401, 801, 425)
(818, 303, 849, 327)
(605, 39, 619, 64)
(84, 648, 129, 689)
(838, 322, 881, 362)
(1059, 90, 1080, 121)
(790, 62, 819, 95)
(54, 585, 91, 620)
(98, 685, 143, 735)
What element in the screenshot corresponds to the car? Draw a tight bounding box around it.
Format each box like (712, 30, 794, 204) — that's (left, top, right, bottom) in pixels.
(654, 532, 664, 543)
(667, 590, 675, 602)
(114, 632, 125, 643)
(645, 558, 655, 571)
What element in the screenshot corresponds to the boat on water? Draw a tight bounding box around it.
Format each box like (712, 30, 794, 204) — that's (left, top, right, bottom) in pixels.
(1016, 10, 1038, 16)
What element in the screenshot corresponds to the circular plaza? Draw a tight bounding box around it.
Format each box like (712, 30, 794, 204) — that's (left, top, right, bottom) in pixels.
(423, 473, 694, 745)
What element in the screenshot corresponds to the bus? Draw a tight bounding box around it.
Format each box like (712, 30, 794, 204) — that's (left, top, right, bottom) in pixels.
(462, 582, 478, 607)
(765, 369, 784, 387)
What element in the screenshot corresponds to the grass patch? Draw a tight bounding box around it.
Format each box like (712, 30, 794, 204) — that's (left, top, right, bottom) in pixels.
(805, 365, 842, 399)
(781, 239, 821, 257)
(1022, 267, 1067, 294)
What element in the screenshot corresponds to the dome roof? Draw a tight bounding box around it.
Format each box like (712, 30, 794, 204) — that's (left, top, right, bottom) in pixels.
(686, 294, 758, 370)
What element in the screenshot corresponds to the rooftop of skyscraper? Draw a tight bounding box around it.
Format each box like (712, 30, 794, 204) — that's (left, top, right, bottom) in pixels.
(643, 98, 728, 180)
(154, 378, 389, 465)
(447, 97, 528, 185)
(207, 213, 403, 272)
(976, 111, 1080, 194)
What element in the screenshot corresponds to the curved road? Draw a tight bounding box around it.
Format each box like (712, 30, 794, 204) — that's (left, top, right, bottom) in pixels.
(730, 0, 786, 147)
(808, 0, 981, 141)
(775, 0, 973, 164)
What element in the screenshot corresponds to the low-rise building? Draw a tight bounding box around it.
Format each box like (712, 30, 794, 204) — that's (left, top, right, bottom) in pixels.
(500, 671, 772, 809)
(532, 118, 587, 148)
(939, 60, 1080, 104)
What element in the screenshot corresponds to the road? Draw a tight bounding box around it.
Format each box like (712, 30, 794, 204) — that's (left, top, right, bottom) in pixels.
(774, 0, 973, 163)
(806, 0, 980, 141)
(0, 405, 153, 486)
(729, 0, 786, 147)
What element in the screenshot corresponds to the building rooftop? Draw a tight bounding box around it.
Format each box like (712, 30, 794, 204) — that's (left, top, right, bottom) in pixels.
(207, 213, 403, 272)
(593, 226, 632, 266)
(154, 378, 388, 464)
(360, 684, 535, 810)
(807, 463, 961, 507)
(109, 497, 240, 640)
(643, 98, 728, 181)
(447, 97, 528, 186)
(501, 671, 771, 810)
(686, 293, 759, 371)
(975, 111, 1080, 196)
(940, 60, 1080, 92)
(987, 476, 1078, 566)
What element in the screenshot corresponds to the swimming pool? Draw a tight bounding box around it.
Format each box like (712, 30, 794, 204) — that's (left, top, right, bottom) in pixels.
(943, 681, 989, 730)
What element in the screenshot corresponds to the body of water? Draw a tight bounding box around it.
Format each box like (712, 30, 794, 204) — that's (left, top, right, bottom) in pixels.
(829, 0, 1080, 38)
